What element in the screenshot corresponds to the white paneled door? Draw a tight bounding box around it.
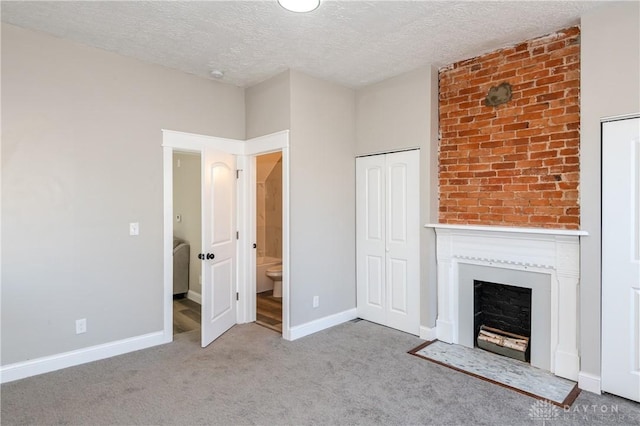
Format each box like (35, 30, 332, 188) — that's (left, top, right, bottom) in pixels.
(356, 150, 419, 335)
(602, 117, 640, 402)
(201, 147, 237, 347)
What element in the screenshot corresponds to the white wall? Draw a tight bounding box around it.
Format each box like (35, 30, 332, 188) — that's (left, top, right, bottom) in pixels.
(580, 1, 640, 382)
(355, 66, 439, 330)
(173, 152, 202, 296)
(245, 71, 291, 140)
(245, 70, 357, 327)
(289, 71, 357, 326)
(1, 24, 245, 365)
(356, 66, 435, 156)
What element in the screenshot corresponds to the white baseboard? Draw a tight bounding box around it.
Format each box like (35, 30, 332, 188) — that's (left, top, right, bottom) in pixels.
(187, 290, 202, 304)
(286, 308, 357, 341)
(0, 331, 170, 384)
(578, 371, 602, 394)
(420, 326, 437, 341)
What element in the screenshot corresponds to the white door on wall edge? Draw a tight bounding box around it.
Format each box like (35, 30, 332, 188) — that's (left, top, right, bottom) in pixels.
(356, 150, 420, 335)
(602, 117, 640, 402)
(201, 147, 237, 347)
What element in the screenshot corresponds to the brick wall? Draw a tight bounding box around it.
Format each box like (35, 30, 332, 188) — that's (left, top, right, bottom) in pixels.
(438, 27, 580, 229)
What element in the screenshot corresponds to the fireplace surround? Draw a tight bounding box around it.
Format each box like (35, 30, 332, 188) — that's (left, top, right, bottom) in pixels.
(427, 224, 587, 381)
(460, 264, 549, 371)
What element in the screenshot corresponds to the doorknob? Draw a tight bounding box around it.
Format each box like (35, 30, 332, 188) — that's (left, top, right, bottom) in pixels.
(198, 253, 204, 260)
(206, 253, 215, 260)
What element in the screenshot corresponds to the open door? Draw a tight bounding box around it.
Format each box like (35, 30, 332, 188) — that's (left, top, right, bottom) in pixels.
(201, 147, 237, 347)
(164, 129, 289, 344)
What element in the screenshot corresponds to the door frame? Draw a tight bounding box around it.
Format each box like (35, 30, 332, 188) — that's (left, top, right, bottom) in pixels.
(161, 129, 290, 343)
(242, 132, 291, 338)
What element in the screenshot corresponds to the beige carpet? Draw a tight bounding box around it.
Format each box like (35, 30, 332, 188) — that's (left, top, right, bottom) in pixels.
(1, 321, 638, 425)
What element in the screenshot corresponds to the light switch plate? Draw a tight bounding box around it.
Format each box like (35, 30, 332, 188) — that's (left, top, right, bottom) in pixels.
(129, 222, 139, 236)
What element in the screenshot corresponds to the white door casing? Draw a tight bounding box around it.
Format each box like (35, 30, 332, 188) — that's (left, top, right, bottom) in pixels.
(602, 117, 640, 402)
(243, 132, 290, 338)
(201, 148, 237, 347)
(356, 150, 420, 335)
(163, 129, 290, 345)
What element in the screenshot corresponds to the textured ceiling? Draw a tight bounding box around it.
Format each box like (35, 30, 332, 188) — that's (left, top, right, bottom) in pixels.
(1, 1, 605, 88)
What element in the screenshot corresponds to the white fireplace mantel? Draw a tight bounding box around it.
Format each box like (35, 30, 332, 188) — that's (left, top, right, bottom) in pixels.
(426, 223, 588, 381)
(426, 223, 588, 238)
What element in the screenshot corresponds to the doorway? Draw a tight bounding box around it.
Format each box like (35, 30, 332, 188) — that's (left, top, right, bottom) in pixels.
(172, 151, 202, 335)
(162, 129, 291, 346)
(254, 151, 283, 333)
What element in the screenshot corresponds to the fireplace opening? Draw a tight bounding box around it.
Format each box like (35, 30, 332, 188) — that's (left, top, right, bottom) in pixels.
(474, 280, 532, 361)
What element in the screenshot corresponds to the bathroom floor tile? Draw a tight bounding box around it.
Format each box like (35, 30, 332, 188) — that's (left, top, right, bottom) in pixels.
(256, 290, 282, 333)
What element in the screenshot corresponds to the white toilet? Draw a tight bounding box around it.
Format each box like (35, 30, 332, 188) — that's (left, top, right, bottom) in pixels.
(265, 264, 283, 298)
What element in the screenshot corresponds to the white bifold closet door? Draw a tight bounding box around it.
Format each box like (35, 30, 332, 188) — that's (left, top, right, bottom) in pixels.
(602, 117, 640, 402)
(356, 150, 420, 335)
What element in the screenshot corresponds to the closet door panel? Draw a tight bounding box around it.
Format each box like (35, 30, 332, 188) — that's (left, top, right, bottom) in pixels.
(357, 150, 419, 335)
(385, 150, 420, 334)
(602, 117, 640, 402)
(366, 255, 384, 307)
(356, 155, 386, 325)
(388, 258, 408, 313)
